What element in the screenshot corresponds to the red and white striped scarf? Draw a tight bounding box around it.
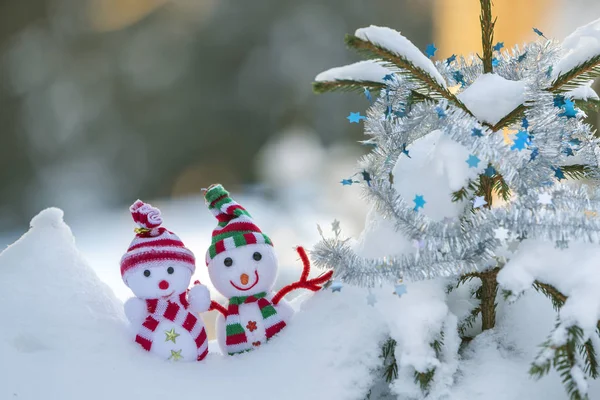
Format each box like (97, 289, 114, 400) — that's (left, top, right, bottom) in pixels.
(135, 292, 208, 361)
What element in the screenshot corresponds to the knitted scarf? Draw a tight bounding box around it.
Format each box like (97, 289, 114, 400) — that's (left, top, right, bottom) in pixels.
(225, 292, 286, 355)
(135, 292, 208, 361)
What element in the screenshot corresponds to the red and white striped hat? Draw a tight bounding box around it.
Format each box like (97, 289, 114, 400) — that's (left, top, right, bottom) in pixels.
(120, 200, 195, 282)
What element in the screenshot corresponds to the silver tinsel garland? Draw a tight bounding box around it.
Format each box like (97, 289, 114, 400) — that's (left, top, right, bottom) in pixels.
(314, 38, 600, 287)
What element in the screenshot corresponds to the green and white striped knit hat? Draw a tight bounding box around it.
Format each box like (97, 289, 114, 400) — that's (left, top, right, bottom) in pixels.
(204, 184, 273, 265)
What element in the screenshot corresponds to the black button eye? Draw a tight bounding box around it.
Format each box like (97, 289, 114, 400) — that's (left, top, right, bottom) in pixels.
(253, 252, 262, 261)
(143, 270, 151, 277)
(224, 257, 233, 267)
(167, 267, 174, 274)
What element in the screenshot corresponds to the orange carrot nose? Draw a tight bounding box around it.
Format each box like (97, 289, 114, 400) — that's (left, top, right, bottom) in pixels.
(240, 273, 249, 285)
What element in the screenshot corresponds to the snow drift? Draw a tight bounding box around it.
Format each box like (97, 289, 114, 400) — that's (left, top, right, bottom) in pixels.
(0, 208, 388, 400)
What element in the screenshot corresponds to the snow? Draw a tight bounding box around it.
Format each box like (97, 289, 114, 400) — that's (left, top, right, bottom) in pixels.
(385, 280, 460, 399)
(446, 288, 600, 399)
(354, 26, 447, 87)
(392, 130, 485, 221)
(555, 17, 600, 77)
(352, 204, 415, 258)
(565, 80, 600, 100)
(0, 209, 387, 400)
(497, 240, 600, 335)
(6, 207, 600, 398)
(315, 60, 391, 83)
(457, 73, 526, 125)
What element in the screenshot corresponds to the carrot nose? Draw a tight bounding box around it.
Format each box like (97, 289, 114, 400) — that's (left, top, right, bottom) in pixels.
(240, 273, 249, 285)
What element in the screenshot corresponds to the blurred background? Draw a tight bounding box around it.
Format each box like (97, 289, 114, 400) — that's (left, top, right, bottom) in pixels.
(0, 0, 599, 319)
(0, 0, 598, 234)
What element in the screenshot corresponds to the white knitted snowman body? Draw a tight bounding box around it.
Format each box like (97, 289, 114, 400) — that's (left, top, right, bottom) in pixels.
(121, 200, 211, 361)
(124, 278, 211, 362)
(208, 244, 294, 355)
(203, 185, 294, 355)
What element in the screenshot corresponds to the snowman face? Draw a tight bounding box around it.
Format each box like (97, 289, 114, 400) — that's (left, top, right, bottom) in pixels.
(207, 244, 278, 298)
(126, 263, 192, 299)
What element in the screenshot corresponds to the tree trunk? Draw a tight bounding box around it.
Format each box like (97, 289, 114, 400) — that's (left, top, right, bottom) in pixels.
(480, 268, 500, 331)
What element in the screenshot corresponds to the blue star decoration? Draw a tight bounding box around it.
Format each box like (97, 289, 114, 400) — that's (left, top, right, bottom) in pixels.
(394, 109, 407, 118)
(425, 43, 437, 58)
(384, 105, 393, 118)
(522, 118, 529, 129)
(472, 128, 484, 137)
(401, 143, 411, 158)
(452, 71, 465, 87)
(466, 154, 481, 168)
(533, 27, 547, 39)
(569, 138, 582, 146)
(413, 195, 426, 211)
(563, 147, 575, 157)
(383, 74, 395, 82)
(530, 148, 539, 161)
(364, 88, 372, 103)
(347, 112, 366, 123)
(492, 58, 499, 67)
(493, 42, 504, 52)
(517, 52, 528, 62)
(394, 283, 408, 297)
(554, 95, 566, 108)
(511, 130, 530, 151)
(330, 281, 343, 292)
(541, 180, 554, 187)
(340, 178, 359, 186)
(361, 170, 372, 187)
(446, 54, 456, 66)
(552, 167, 566, 181)
(559, 98, 577, 119)
(436, 106, 446, 119)
(484, 165, 496, 177)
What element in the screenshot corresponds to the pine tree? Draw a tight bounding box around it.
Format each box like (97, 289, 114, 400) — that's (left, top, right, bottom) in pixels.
(312, 1, 600, 398)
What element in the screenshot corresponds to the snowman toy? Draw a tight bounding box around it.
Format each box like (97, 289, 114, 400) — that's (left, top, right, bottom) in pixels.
(121, 200, 211, 361)
(204, 185, 333, 355)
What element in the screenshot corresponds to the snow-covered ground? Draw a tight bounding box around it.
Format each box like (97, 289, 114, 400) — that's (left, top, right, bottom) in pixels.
(0, 209, 386, 400)
(3, 207, 600, 399)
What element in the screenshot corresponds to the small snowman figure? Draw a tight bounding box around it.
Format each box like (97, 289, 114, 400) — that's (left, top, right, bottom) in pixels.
(204, 185, 332, 355)
(121, 200, 211, 361)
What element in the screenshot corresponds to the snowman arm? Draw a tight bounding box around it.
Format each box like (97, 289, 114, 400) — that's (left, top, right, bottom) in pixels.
(124, 297, 148, 325)
(272, 246, 334, 304)
(187, 283, 212, 313)
(272, 297, 294, 322)
(209, 300, 228, 317)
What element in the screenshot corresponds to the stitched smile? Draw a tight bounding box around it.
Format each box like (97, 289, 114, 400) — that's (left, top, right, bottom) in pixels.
(230, 271, 260, 291)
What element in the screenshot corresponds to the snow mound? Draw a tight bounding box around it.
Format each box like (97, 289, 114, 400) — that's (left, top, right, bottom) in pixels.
(29, 207, 65, 229)
(0, 208, 125, 354)
(0, 209, 387, 400)
(355, 26, 447, 87)
(457, 73, 525, 125)
(566, 80, 600, 100)
(392, 130, 485, 221)
(555, 17, 600, 77)
(498, 240, 600, 334)
(385, 280, 459, 399)
(315, 60, 391, 83)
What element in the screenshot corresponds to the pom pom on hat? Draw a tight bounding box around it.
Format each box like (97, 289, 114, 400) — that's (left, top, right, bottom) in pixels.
(121, 200, 195, 282)
(204, 184, 272, 265)
(130, 200, 162, 230)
